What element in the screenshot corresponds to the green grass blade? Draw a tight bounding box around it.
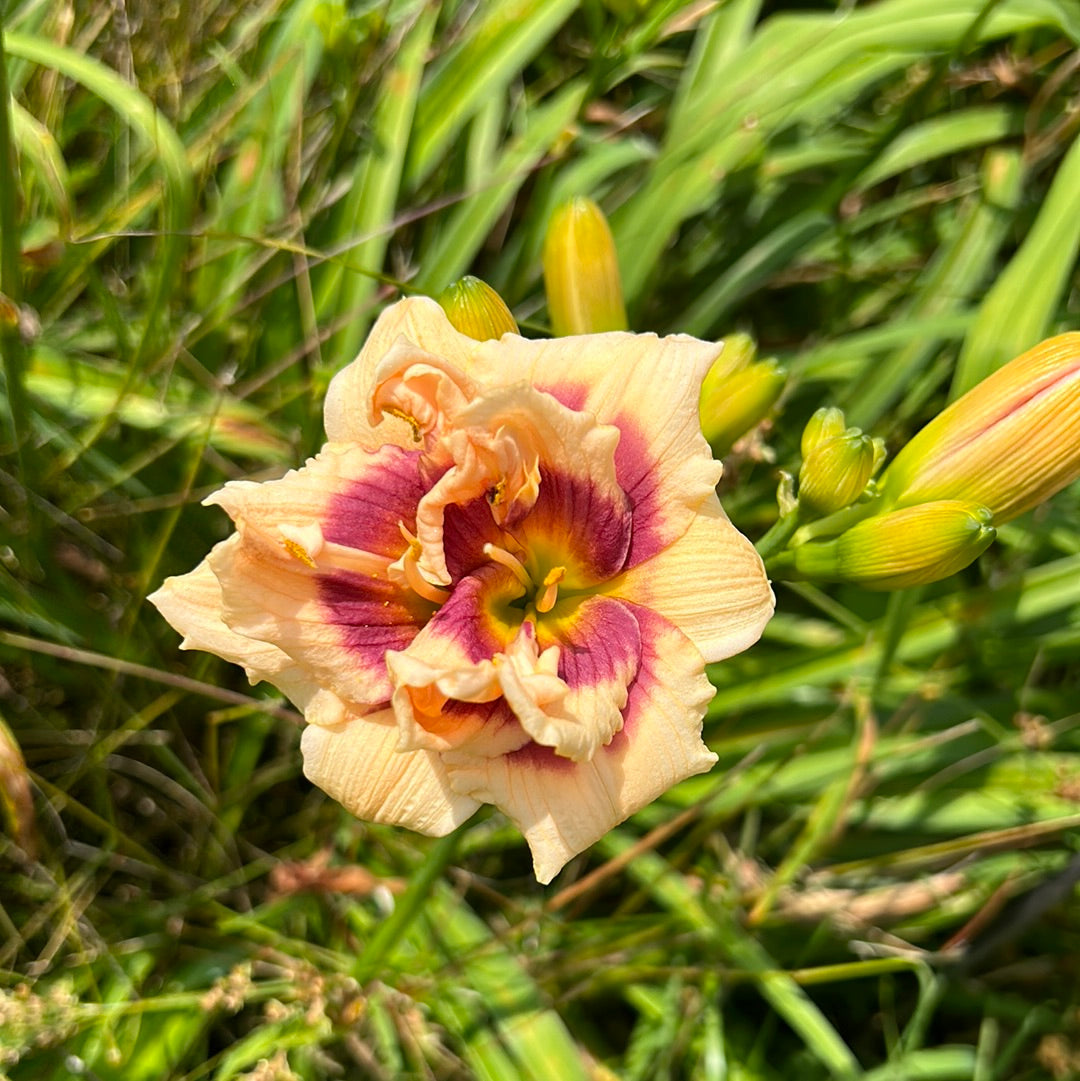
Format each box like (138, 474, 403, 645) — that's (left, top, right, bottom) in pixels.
(418, 885, 592, 1081)
(843, 147, 1025, 428)
(413, 80, 587, 293)
(952, 129, 1080, 394)
(404, 0, 578, 190)
(853, 106, 1024, 190)
(675, 210, 832, 336)
(314, 5, 438, 371)
(4, 30, 193, 363)
(192, 0, 326, 327)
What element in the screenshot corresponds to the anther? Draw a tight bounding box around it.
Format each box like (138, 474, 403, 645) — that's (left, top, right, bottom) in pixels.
(535, 566, 565, 614)
(383, 406, 422, 443)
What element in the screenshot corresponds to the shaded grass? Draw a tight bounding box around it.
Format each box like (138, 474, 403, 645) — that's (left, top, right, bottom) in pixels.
(1, 0, 1080, 1077)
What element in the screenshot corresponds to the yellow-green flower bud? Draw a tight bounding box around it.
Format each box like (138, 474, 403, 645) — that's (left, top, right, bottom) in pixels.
(542, 196, 628, 336)
(792, 501, 995, 589)
(798, 429, 878, 516)
(699, 358, 786, 457)
(800, 407, 847, 459)
(880, 333, 1080, 523)
(438, 276, 518, 341)
(701, 332, 758, 389)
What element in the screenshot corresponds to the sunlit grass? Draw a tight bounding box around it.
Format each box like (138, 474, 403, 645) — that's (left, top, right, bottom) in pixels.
(2, 0, 1080, 1077)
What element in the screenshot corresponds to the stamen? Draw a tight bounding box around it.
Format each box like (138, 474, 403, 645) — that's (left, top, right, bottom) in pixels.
(403, 554, 451, 604)
(483, 542, 532, 588)
(535, 566, 565, 614)
(383, 406, 422, 443)
(282, 538, 317, 568)
(397, 520, 450, 604)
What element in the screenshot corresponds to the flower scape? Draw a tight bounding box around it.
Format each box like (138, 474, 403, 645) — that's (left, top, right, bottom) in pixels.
(150, 298, 775, 882)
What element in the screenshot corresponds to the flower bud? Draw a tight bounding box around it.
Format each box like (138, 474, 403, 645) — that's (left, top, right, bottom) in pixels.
(880, 333, 1080, 523)
(703, 331, 758, 385)
(699, 358, 786, 457)
(798, 429, 878, 516)
(437, 276, 518, 341)
(800, 407, 847, 459)
(792, 501, 995, 589)
(542, 196, 628, 336)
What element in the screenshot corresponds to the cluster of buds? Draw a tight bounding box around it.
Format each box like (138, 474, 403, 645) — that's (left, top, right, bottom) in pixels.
(775, 334, 1080, 589)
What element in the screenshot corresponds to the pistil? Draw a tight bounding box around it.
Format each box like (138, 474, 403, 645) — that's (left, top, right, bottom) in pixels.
(482, 542, 532, 589)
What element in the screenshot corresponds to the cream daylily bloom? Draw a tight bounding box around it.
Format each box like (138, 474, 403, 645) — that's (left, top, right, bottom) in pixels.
(150, 298, 774, 883)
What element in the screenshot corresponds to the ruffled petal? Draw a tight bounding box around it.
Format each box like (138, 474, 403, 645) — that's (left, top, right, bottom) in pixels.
(609, 492, 775, 663)
(444, 604, 717, 883)
(412, 382, 630, 588)
(530, 595, 642, 761)
(324, 298, 480, 449)
(202, 443, 434, 711)
(386, 564, 531, 755)
(301, 708, 480, 836)
(149, 540, 320, 711)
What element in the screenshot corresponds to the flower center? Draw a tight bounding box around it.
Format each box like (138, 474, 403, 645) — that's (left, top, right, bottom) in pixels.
(483, 541, 566, 617)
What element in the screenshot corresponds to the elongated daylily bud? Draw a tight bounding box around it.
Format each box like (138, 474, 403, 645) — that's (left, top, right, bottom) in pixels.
(700, 358, 786, 457)
(792, 500, 995, 589)
(438, 276, 518, 341)
(880, 333, 1080, 523)
(798, 430, 878, 517)
(543, 196, 628, 335)
(800, 406, 847, 459)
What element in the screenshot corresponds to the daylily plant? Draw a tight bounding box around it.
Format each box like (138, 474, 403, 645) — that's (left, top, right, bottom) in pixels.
(151, 298, 774, 883)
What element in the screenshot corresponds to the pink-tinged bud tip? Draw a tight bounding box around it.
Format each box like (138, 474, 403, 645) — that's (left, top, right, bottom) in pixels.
(880, 333, 1080, 523)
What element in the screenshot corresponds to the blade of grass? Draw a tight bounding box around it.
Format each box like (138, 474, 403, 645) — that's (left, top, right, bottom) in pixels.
(843, 147, 1024, 429)
(417, 884, 593, 1081)
(4, 30, 193, 365)
(599, 835, 862, 1079)
(404, 0, 578, 190)
(615, 0, 1080, 303)
(413, 80, 587, 293)
(852, 106, 1024, 191)
(952, 129, 1080, 395)
(708, 554, 1080, 716)
(314, 5, 438, 372)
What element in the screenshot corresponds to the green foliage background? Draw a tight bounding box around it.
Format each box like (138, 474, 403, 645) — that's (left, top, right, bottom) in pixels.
(1, 0, 1079, 1077)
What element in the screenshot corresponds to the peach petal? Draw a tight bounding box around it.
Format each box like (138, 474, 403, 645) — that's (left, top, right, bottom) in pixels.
(149, 540, 319, 709)
(195, 443, 435, 712)
(369, 338, 478, 446)
(444, 605, 717, 883)
(324, 298, 479, 449)
(301, 708, 480, 836)
(609, 492, 775, 663)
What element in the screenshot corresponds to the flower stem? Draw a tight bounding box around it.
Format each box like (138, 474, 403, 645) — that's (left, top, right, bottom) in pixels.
(755, 513, 801, 561)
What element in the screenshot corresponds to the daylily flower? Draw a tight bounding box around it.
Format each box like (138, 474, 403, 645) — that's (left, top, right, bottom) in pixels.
(150, 298, 774, 883)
